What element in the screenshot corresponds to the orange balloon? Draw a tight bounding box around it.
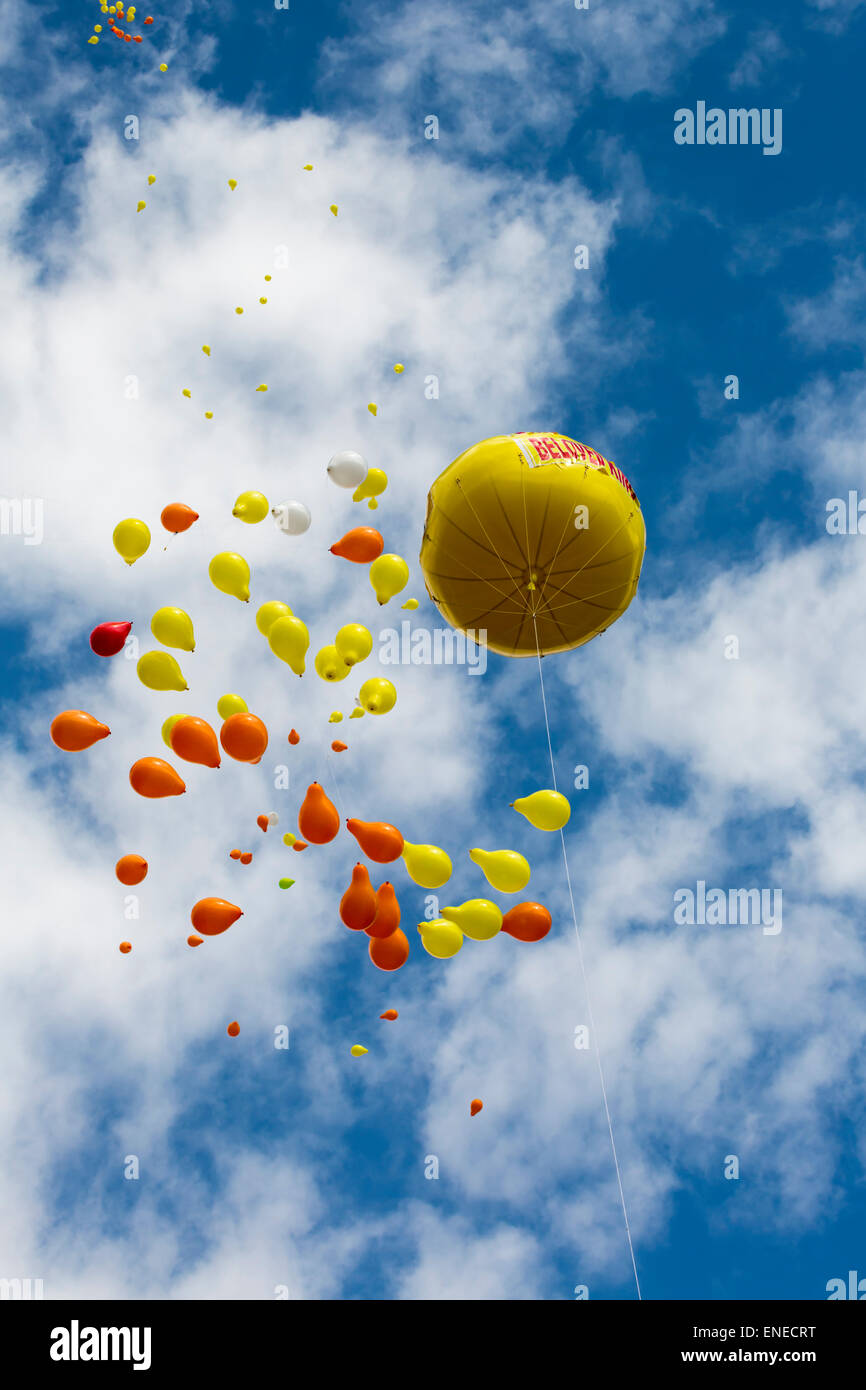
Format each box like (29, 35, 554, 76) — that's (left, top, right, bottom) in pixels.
(256, 814, 269, 833)
(331, 740, 348, 752)
(115, 854, 148, 886)
(119, 941, 132, 954)
(340, 863, 377, 931)
(160, 502, 199, 534)
(288, 728, 300, 745)
(379, 1009, 399, 1021)
(346, 818, 404, 863)
(229, 849, 242, 860)
(50, 709, 110, 752)
(298, 782, 340, 844)
(368, 927, 409, 972)
(227, 1021, 240, 1037)
(292, 840, 308, 852)
(500, 901, 552, 942)
(365, 881, 401, 939)
(329, 527, 384, 563)
(187, 935, 203, 947)
(220, 713, 268, 762)
(190, 898, 243, 936)
(240, 852, 253, 865)
(129, 757, 186, 798)
(470, 1099, 483, 1116)
(170, 716, 220, 768)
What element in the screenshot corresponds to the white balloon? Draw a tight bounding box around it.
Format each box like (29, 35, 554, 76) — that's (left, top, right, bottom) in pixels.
(267, 812, 279, 826)
(327, 450, 368, 489)
(272, 501, 311, 535)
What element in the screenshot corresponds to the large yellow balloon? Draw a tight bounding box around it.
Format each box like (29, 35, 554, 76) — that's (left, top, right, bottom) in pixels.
(334, 623, 373, 667)
(232, 491, 269, 523)
(511, 789, 571, 831)
(217, 693, 248, 719)
(161, 713, 185, 748)
(358, 677, 396, 714)
(402, 840, 452, 889)
(369, 553, 409, 605)
(469, 847, 530, 893)
(256, 601, 292, 636)
(418, 918, 464, 959)
(151, 606, 195, 652)
(113, 518, 150, 566)
(137, 651, 188, 692)
(314, 645, 351, 682)
(419, 432, 645, 657)
(353, 467, 388, 507)
(269, 615, 309, 675)
(209, 552, 250, 602)
(441, 899, 502, 941)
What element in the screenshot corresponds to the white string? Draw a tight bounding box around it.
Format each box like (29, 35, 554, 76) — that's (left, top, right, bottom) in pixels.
(531, 613, 642, 1301)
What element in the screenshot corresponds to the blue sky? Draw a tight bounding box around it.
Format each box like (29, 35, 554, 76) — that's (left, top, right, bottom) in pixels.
(1, 0, 866, 1300)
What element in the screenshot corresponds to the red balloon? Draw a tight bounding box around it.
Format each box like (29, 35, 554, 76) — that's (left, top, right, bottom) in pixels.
(90, 621, 132, 657)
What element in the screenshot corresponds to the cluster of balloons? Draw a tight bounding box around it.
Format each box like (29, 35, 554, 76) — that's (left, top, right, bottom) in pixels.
(327, 451, 388, 511)
(113, 504, 198, 566)
(88, 2, 154, 45)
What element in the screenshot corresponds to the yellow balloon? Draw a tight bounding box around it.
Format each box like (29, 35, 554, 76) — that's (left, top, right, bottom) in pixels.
(256, 600, 292, 636)
(282, 832, 297, 846)
(334, 623, 372, 667)
(419, 432, 645, 658)
(350, 1045, 368, 1057)
(151, 606, 195, 652)
(329, 711, 343, 723)
(401, 841, 452, 889)
(401, 598, 419, 610)
(349, 707, 365, 719)
(113, 518, 150, 566)
(469, 848, 530, 894)
(369, 554, 409, 605)
(353, 467, 387, 504)
(232, 491, 269, 523)
(441, 899, 502, 942)
(217, 693, 248, 719)
(209, 552, 250, 602)
(511, 789, 571, 831)
(268, 615, 309, 676)
(418, 919, 464, 959)
(358, 677, 396, 714)
(161, 714, 184, 749)
(314, 645, 352, 682)
(137, 651, 188, 693)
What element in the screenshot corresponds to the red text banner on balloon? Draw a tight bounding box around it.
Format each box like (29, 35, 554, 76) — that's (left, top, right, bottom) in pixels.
(516, 434, 639, 504)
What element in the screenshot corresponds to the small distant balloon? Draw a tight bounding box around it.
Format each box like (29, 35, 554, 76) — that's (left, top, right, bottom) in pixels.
(379, 1010, 398, 1021)
(350, 1045, 368, 1057)
(227, 1021, 240, 1037)
(470, 1099, 483, 1117)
